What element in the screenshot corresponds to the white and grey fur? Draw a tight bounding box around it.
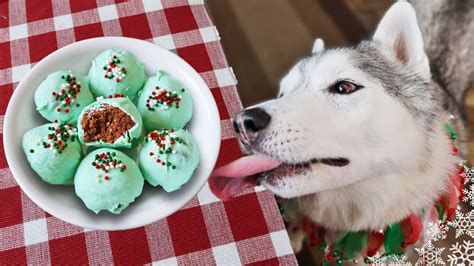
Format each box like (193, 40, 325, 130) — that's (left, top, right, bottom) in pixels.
(412, 0, 474, 110)
(234, 1, 472, 252)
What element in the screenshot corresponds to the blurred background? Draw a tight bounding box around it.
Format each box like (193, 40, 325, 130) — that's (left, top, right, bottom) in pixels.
(207, 0, 392, 106)
(206, 0, 473, 264)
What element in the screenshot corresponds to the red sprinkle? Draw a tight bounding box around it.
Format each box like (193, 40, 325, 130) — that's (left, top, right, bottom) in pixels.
(149, 132, 159, 140)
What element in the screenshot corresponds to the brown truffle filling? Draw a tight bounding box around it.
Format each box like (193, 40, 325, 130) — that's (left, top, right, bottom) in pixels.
(81, 104, 135, 143)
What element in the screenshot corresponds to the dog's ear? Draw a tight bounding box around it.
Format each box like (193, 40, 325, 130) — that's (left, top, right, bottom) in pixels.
(373, 2, 429, 74)
(312, 38, 325, 54)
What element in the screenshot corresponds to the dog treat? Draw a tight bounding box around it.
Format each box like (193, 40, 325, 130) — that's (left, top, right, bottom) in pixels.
(22, 122, 81, 185)
(77, 97, 143, 148)
(74, 148, 144, 214)
(88, 49, 146, 100)
(139, 129, 199, 192)
(35, 71, 94, 123)
(137, 71, 193, 130)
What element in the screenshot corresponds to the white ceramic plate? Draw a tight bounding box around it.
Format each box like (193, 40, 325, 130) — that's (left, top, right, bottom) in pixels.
(3, 37, 221, 230)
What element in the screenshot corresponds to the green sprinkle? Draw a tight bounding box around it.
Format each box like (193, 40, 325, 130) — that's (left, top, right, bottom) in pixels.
(181, 88, 185, 92)
(29, 149, 34, 153)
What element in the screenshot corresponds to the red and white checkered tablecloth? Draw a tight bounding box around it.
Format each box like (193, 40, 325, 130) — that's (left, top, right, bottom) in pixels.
(0, 0, 297, 264)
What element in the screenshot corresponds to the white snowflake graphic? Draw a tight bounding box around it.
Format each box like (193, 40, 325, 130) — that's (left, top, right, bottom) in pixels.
(415, 241, 445, 265)
(462, 184, 474, 207)
(390, 254, 410, 265)
(464, 166, 474, 182)
(371, 254, 410, 266)
(448, 210, 474, 238)
(370, 255, 387, 266)
(447, 240, 474, 265)
(425, 220, 450, 242)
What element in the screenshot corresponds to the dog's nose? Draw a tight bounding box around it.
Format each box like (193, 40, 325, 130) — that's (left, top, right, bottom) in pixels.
(233, 108, 271, 144)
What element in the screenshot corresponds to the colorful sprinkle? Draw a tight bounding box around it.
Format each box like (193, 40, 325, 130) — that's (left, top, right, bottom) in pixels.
(146, 85, 183, 111)
(53, 74, 81, 113)
(108, 93, 125, 99)
(92, 152, 126, 181)
(102, 55, 126, 82)
(41, 121, 77, 153)
(145, 129, 182, 169)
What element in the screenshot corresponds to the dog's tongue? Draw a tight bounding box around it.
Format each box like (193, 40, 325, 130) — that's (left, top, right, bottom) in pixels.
(209, 154, 282, 200)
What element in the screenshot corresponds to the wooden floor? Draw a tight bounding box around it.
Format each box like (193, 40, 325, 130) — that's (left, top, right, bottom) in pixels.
(206, 0, 473, 264)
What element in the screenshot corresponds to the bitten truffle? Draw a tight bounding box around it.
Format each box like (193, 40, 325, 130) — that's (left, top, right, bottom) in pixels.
(77, 97, 143, 148)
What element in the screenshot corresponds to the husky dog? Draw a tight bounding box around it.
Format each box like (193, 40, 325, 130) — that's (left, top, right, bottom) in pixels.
(209, 0, 473, 256)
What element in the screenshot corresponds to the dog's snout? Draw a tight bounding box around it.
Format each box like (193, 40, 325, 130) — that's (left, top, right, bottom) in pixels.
(241, 108, 271, 132)
(233, 108, 271, 145)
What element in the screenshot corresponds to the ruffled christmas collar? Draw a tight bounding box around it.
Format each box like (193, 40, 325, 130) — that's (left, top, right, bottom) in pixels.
(279, 121, 467, 265)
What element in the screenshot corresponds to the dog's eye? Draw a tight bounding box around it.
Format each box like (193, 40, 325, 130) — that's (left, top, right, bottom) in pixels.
(330, 81, 362, 94)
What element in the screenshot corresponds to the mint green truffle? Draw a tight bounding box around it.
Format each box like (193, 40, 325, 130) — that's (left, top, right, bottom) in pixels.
(77, 97, 143, 148)
(35, 71, 94, 123)
(22, 122, 81, 185)
(137, 71, 193, 130)
(139, 129, 199, 192)
(88, 49, 146, 100)
(74, 148, 144, 214)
